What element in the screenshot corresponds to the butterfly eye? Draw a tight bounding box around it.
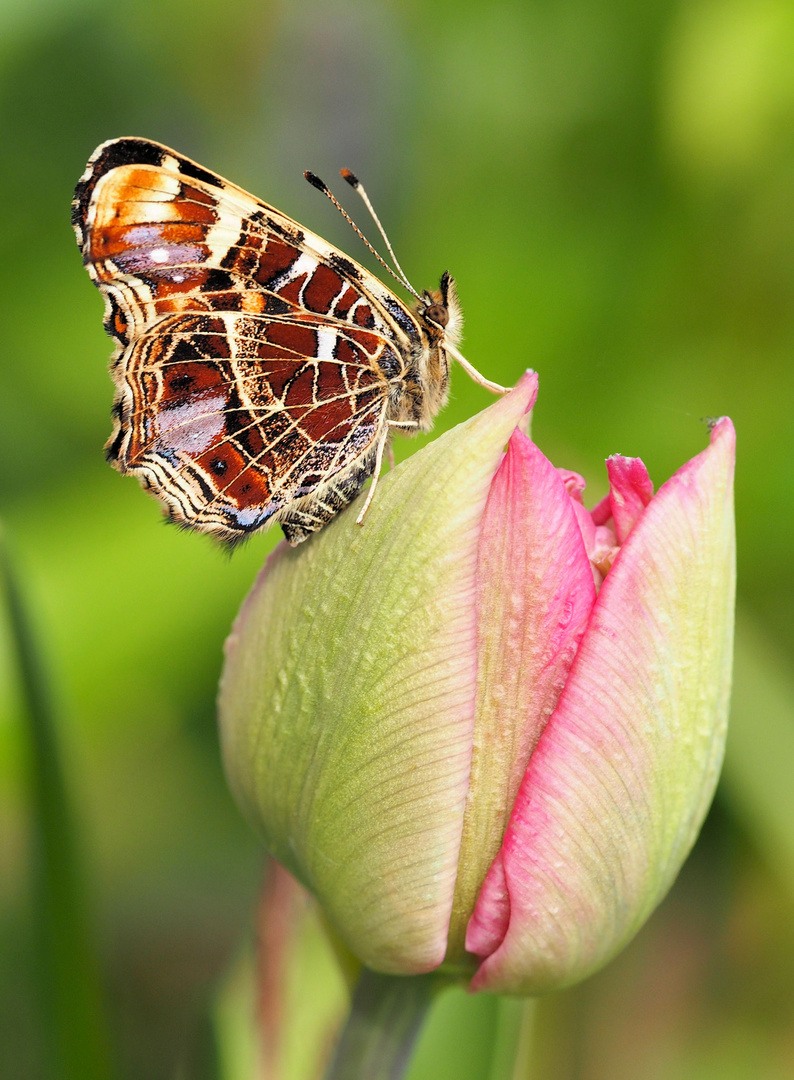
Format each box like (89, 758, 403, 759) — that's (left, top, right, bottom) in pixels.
(424, 303, 449, 329)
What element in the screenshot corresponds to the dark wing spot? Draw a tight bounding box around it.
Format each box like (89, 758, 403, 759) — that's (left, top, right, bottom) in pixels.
(381, 296, 421, 343)
(264, 294, 293, 315)
(329, 253, 361, 281)
(178, 158, 223, 188)
(269, 220, 306, 247)
(170, 337, 203, 364)
(203, 269, 234, 291)
(169, 372, 194, 394)
(105, 424, 126, 463)
(97, 138, 165, 170)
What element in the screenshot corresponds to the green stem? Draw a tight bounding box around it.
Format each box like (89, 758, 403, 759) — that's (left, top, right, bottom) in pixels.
(0, 527, 114, 1080)
(494, 997, 536, 1080)
(324, 968, 437, 1080)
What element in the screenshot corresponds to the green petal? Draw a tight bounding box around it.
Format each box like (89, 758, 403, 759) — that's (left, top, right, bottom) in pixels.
(219, 374, 537, 974)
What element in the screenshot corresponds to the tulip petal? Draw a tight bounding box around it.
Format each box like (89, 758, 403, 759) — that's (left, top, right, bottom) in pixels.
(607, 455, 654, 543)
(220, 373, 538, 975)
(468, 419, 735, 994)
(448, 430, 597, 961)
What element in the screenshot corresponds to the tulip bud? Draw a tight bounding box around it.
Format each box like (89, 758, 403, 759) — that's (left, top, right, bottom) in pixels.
(219, 373, 735, 994)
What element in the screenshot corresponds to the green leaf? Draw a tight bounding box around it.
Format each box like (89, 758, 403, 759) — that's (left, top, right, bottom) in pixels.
(0, 525, 115, 1080)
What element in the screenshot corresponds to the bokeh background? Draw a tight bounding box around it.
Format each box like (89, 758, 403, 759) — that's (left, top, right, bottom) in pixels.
(1, 0, 794, 1077)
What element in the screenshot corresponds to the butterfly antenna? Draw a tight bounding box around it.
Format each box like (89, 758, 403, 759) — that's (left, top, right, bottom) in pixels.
(304, 171, 423, 303)
(339, 169, 423, 303)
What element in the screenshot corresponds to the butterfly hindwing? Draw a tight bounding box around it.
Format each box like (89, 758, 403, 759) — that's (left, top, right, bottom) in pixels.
(108, 312, 388, 541)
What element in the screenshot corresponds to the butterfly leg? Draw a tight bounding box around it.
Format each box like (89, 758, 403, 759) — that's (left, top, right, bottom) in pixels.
(355, 419, 418, 525)
(355, 425, 390, 526)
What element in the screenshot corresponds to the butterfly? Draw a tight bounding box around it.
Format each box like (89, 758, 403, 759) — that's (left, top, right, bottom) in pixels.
(72, 137, 504, 545)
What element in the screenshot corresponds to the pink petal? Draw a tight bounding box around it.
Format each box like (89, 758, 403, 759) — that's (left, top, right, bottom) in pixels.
(566, 496, 619, 589)
(590, 494, 612, 526)
(607, 455, 654, 544)
(557, 469, 587, 503)
(466, 851, 509, 959)
(556, 467, 621, 588)
(449, 429, 597, 959)
(468, 419, 736, 994)
(569, 498, 597, 553)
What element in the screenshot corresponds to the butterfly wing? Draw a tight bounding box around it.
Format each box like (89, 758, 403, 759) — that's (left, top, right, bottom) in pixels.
(72, 137, 423, 543)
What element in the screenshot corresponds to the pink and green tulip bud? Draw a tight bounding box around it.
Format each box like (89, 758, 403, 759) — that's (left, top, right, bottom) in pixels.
(219, 373, 735, 994)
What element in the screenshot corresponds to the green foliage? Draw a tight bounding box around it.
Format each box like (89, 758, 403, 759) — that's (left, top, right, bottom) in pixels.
(1, 531, 114, 1080)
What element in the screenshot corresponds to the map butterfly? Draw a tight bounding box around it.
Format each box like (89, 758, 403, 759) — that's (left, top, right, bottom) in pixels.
(72, 138, 504, 545)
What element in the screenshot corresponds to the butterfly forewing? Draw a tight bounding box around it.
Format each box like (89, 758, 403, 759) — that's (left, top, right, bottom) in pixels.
(73, 137, 429, 544)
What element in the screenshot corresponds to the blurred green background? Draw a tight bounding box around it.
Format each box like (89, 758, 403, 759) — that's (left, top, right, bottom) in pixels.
(1, 0, 793, 1077)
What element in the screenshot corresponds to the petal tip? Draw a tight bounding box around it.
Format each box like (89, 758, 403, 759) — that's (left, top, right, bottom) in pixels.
(513, 370, 539, 412)
(708, 416, 735, 450)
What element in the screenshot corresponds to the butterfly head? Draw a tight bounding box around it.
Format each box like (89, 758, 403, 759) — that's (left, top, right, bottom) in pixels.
(416, 271, 463, 350)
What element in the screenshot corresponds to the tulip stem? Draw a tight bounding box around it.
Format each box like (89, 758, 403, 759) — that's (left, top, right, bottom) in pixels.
(324, 968, 437, 1080)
